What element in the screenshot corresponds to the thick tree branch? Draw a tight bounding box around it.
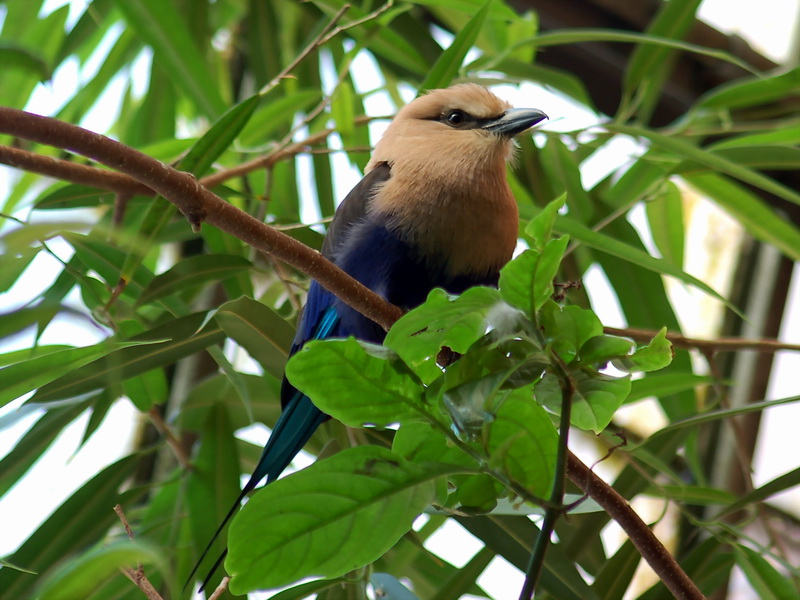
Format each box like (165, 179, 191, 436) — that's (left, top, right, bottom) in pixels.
(567, 453, 705, 599)
(1, 107, 705, 599)
(0, 107, 402, 330)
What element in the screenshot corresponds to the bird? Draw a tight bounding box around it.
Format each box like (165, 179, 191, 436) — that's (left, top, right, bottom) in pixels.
(188, 83, 547, 592)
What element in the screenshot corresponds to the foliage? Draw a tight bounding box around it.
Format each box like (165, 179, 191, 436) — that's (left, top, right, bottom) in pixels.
(1, 0, 798, 599)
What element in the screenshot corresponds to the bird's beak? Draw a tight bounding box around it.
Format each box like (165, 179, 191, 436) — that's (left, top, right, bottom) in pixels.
(483, 108, 548, 136)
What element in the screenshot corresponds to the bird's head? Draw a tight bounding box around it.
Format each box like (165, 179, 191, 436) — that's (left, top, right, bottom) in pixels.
(368, 84, 548, 171)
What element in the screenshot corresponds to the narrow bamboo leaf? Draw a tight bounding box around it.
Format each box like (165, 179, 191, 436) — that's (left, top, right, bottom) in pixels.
(34, 184, 117, 210)
(227, 446, 452, 593)
(607, 124, 800, 207)
(697, 145, 800, 170)
(0, 456, 142, 597)
(180, 95, 261, 177)
(592, 540, 640, 600)
(717, 466, 800, 518)
(384, 287, 505, 384)
(32, 312, 224, 403)
(286, 338, 426, 427)
(0, 44, 49, 79)
(185, 403, 241, 591)
(735, 546, 799, 599)
(553, 214, 733, 310)
(0, 341, 128, 409)
(523, 29, 756, 75)
(214, 296, 295, 380)
(644, 485, 736, 505)
(113, 0, 226, 117)
(0, 401, 88, 496)
(710, 124, 800, 149)
(698, 66, 800, 109)
(239, 90, 321, 146)
(419, 0, 491, 92)
(684, 172, 800, 262)
(55, 0, 115, 63)
(34, 540, 163, 600)
(546, 136, 595, 221)
(137, 255, 252, 306)
(646, 181, 684, 268)
(268, 578, 351, 600)
(621, 0, 701, 121)
(627, 373, 712, 403)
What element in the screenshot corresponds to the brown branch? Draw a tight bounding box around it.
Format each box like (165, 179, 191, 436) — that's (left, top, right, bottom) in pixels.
(207, 577, 231, 600)
(605, 326, 800, 353)
(147, 407, 191, 470)
(566, 453, 706, 600)
(114, 504, 164, 600)
(1, 107, 703, 600)
(0, 107, 402, 330)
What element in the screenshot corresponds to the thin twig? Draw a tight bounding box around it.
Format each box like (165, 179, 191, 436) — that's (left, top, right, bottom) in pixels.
(605, 326, 800, 353)
(147, 407, 191, 470)
(207, 577, 231, 600)
(114, 504, 164, 600)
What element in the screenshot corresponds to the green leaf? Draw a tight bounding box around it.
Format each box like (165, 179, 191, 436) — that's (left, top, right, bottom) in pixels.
(627, 373, 712, 403)
(32, 312, 224, 403)
(684, 172, 800, 262)
(113, 0, 226, 117)
(539, 302, 603, 364)
(226, 446, 452, 593)
(384, 287, 507, 384)
(645, 181, 684, 268)
(592, 540, 640, 600)
(697, 66, 800, 110)
(0, 401, 88, 496)
(607, 123, 800, 208)
(286, 338, 426, 427)
(735, 546, 799, 600)
(137, 254, 252, 306)
(214, 296, 295, 379)
(185, 402, 241, 591)
(487, 388, 558, 497)
(717, 466, 800, 519)
(35, 540, 163, 600)
(0, 456, 144, 597)
(419, 0, 491, 92)
(578, 335, 635, 366)
(612, 328, 673, 373)
(537, 369, 631, 433)
(499, 237, 569, 317)
(524, 194, 565, 250)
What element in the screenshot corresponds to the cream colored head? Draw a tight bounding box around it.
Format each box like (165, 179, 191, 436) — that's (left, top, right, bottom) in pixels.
(365, 84, 547, 277)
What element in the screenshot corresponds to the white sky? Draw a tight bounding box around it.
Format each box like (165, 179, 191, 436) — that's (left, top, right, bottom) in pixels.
(0, 1, 798, 599)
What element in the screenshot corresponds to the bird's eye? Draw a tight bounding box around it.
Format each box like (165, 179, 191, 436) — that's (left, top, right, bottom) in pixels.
(445, 110, 466, 126)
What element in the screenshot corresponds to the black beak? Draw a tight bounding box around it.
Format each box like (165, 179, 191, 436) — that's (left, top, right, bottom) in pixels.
(483, 108, 548, 136)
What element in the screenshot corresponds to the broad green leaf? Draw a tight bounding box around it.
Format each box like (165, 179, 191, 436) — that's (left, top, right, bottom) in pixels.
(113, 0, 226, 117)
(227, 446, 452, 593)
(384, 287, 506, 384)
(499, 237, 569, 317)
(578, 335, 635, 367)
(122, 368, 168, 411)
(487, 388, 558, 497)
(524, 194, 565, 250)
(537, 369, 631, 433)
(612, 328, 673, 373)
(214, 296, 295, 379)
(137, 254, 252, 306)
(286, 338, 426, 427)
(35, 540, 163, 600)
(539, 302, 603, 364)
(419, 0, 491, 92)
